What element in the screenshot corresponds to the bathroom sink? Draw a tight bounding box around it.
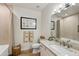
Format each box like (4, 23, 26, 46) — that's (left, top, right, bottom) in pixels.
(32, 43, 40, 48)
(46, 40, 59, 45)
(49, 45, 78, 56)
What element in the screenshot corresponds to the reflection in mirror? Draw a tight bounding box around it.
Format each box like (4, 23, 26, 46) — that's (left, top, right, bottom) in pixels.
(51, 3, 79, 41)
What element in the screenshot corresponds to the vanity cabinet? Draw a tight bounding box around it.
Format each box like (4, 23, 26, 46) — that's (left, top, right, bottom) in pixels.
(40, 43, 56, 56)
(45, 48, 55, 56)
(40, 44, 46, 56)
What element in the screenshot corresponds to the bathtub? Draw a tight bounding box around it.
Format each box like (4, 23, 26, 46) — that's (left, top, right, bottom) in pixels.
(0, 44, 9, 56)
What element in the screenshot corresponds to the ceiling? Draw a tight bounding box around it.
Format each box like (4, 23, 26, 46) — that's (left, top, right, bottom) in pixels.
(7, 3, 48, 11)
(7, 3, 79, 17)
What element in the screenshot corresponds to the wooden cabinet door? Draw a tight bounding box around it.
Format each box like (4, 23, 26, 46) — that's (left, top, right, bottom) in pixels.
(45, 48, 55, 56)
(40, 44, 46, 56)
(40, 44, 55, 56)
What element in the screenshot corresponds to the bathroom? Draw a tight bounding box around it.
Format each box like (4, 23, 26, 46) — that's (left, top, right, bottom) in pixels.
(0, 3, 79, 56)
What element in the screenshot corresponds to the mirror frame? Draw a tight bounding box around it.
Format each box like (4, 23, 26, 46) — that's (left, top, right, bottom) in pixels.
(20, 17, 37, 30)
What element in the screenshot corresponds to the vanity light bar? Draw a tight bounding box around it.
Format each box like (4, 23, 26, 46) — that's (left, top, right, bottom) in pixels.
(52, 3, 76, 15)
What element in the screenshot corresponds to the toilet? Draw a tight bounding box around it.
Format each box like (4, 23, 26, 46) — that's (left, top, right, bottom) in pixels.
(32, 43, 40, 54)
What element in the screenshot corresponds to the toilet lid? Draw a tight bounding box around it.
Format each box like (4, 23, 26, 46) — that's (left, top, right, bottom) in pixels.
(32, 43, 40, 48)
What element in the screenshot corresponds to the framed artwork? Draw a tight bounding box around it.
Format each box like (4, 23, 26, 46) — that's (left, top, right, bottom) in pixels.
(78, 25, 79, 32)
(20, 17, 37, 29)
(51, 21, 55, 30)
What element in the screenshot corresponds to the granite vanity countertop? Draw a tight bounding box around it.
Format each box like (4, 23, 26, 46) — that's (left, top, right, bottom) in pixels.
(40, 39, 79, 56)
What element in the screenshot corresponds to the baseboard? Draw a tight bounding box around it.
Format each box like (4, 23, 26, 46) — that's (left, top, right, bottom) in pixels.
(19, 48, 40, 56)
(9, 54, 13, 56)
(21, 48, 33, 53)
(33, 52, 40, 56)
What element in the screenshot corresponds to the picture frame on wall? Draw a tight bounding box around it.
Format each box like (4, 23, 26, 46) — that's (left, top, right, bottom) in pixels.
(51, 21, 55, 30)
(20, 17, 37, 29)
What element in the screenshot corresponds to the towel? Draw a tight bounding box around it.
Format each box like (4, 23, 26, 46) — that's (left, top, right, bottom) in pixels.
(23, 31, 34, 42)
(23, 31, 29, 42)
(29, 31, 34, 42)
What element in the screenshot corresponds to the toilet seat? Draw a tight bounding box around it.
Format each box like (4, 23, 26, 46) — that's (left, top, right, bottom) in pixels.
(32, 43, 40, 48)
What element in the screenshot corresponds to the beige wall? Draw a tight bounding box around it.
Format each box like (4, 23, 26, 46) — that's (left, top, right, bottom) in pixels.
(41, 3, 60, 39)
(0, 4, 12, 54)
(12, 6, 41, 50)
(60, 14, 79, 41)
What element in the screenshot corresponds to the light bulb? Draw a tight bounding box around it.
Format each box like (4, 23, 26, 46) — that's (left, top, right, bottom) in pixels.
(54, 9, 57, 12)
(59, 4, 63, 8)
(71, 3, 76, 5)
(58, 10, 61, 13)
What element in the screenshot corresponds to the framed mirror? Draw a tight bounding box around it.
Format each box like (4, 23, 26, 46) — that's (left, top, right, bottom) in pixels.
(51, 21, 55, 30)
(20, 17, 37, 29)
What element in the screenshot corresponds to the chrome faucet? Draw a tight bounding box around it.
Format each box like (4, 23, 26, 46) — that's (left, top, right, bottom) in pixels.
(59, 40, 72, 48)
(59, 41, 66, 46)
(66, 40, 72, 48)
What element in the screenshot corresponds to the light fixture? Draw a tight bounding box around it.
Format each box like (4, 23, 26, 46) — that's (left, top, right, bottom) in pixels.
(65, 3, 71, 8)
(58, 10, 61, 13)
(52, 3, 72, 15)
(59, 4, 63, 8)
(71, 3, 76, 5)
(52, 9, 57, 14)
(53, 9, 57, 12)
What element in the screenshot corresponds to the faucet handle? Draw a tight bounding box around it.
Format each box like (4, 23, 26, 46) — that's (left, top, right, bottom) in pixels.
(62, 41, 66, 46)
(67, 40, 72, 48)
(67, 40, 70, 43)
(67, 44, 72, 48)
